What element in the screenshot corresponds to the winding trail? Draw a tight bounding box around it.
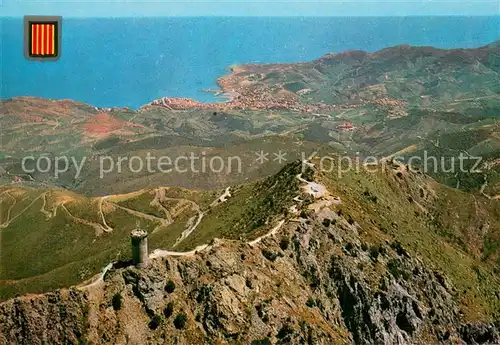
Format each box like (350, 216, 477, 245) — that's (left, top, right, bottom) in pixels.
(77, 262, 114, 290)
(480, 174, 489, 197)
(163, 197, 200, 218)
(80, 161, 333, 290)
(172, 212, 206, 248)
(0, 191, 16, 227)
(60, 203, 109, 236)
(248, 220, 285, 246)
(80, 197, 285, 290)
(0, 192, 45, 229)
(112, 203, 172, 227)
(173, 187, 232, 248)
(149, 244, 210, 259)
(479, 174, 498, 200)
(210, 187, 231, 207)
(38, 194, 113, 236)
(296, 174, 328, 198)
(40, 193, 53, 218)
(97, 196, 114, 232)
(150, 188, 174, 224)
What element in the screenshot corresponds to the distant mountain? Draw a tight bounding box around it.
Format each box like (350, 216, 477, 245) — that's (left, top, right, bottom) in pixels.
(486, 39, 500, 48)
(227, 41, 500, 108)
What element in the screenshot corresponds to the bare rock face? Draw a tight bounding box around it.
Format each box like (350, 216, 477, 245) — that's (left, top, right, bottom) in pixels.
(0, 290, 87, 345)
(459, 324, 500, 345)
(1, 209, 499, 345)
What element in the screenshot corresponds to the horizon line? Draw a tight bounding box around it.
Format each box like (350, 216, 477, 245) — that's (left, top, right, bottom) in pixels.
(2, 14, 500, 18)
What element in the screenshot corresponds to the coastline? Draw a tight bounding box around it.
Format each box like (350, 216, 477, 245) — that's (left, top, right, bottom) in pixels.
(145, 60, 393, 113)
(5, 40, 498, 113)
(144, 40, 499, 113)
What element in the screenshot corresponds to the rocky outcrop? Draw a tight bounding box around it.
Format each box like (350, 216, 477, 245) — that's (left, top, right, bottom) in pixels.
(0, 290, 87, 345)
(459, 324, 500, 344)
(1, 203, 498, 344)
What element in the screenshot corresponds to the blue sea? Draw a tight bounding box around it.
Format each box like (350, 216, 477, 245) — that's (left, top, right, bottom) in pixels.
(1, 16, 499, 108)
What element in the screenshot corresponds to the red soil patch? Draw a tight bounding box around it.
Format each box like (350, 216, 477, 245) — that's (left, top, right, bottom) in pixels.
(84, 113, 143, 136)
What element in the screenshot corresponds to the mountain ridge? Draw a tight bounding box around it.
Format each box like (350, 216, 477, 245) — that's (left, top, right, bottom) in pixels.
(1, 159, 499, 344)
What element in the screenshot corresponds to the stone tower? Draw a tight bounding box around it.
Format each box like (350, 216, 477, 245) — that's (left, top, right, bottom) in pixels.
(131, 229, 149, 268)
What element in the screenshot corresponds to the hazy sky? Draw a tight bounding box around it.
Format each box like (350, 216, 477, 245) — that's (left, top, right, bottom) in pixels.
(2, 0, 499, 17)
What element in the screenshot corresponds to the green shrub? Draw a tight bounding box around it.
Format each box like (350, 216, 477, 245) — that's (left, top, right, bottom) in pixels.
(306, 297, 316, 308)
(277, 324, 294, 339)
(262, 249, 279, 262)
(390, 241, 407, 256)
(315, 299, 324, 311)
(173, 312, 188, 329)
(251, 338, 272, 345)
(322, 218, 331, 227)
(163, 302, 174, 318)
(279, 237, 290, 250)
(387, 259, 411, 280)
(387, 259, 402, 279)
(370, 245, 380, 261)
(246, 277, 253, 289)
(165, 280, 176, 294)
(148, 314, 161, 330)
(112, 293, 122, 311)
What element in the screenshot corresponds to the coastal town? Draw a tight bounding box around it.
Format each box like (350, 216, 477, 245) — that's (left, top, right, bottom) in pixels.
(146, 63, 407, 116)
(147, 87, 407, 114)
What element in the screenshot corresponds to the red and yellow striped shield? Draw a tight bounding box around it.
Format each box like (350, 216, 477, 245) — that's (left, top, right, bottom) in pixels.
(24, 16, 61, 61)
(28, 21, 59, 57)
